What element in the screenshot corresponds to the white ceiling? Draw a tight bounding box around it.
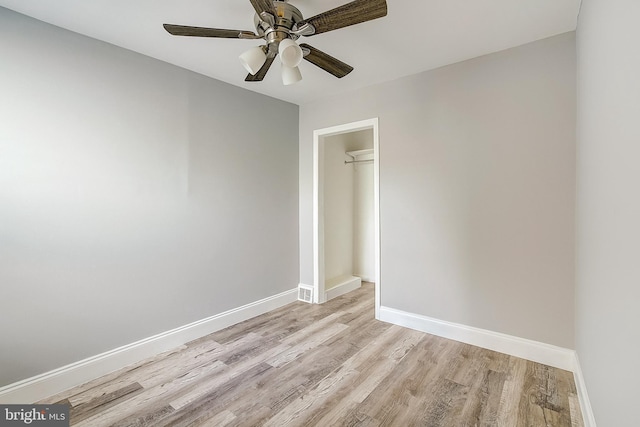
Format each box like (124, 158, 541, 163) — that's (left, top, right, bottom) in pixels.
(0, 0, 581, 105)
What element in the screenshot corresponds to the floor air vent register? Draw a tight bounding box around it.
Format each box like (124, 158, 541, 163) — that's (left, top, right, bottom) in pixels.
(298, 285, 313, 303)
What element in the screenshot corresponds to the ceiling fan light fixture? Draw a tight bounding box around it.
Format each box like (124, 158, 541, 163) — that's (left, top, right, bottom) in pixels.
(239, 46, 267, 75)
(278, 39, 303, 68)
(164, 0, 389, 83)
(282, 64, 302, 85)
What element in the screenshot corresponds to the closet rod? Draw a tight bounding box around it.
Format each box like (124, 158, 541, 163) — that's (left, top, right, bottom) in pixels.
(344, 159, 374, 164)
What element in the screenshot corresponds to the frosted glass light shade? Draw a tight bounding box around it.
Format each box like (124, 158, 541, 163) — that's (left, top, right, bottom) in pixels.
(282, 65, 302, 85)
(239, 47, 267, 75)
(278, 39, 303, 67)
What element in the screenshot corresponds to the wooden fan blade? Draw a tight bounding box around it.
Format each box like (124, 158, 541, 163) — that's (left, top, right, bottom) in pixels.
(249, 0, 276, 17)
(245, 55, 276, 82)
(299, 0, 387, 35)
(299, 44, 353, 78)
(163, 24, 257, 39)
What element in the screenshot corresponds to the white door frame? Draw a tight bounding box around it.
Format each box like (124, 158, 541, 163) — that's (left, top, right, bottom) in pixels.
(313, 118, 381, 319)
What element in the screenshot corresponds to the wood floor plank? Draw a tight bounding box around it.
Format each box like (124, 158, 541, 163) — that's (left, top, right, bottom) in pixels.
(197, 409, 236, 427)
(518, 361, 562, 427)
(38, 283, 582, 427)
(69, 382, 144, 424)
(168, 345, 287, 411)
(262, 362, 360, 426)
(420, 377, 470, 426)
(458, 368, 506, 427)
(569, 392, 585, 427)
(73, 359, 227, 427)
(322, 312, 392, 350)
(262, 326, 410, 427)
(70, 338, 223, 406)
(266, 322, 349, 367)
(154, 363, 274, 427)
(36, 345, 187, 405)
(352, 335, 436, 426)
(307, 329, 425, 426)
(279, 311, 346, 345)
(198, 303, 297, 345)
(496, 356, 528, 427)
(111, 404, 175, 427)
(230, 339, 362, 418)
(312, 359, 398, 426)
(222, 406, 269, 427)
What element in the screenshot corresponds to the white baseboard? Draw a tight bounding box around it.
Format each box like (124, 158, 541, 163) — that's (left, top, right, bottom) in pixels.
(354, 274, 375, 283)
(572, 353, 597, 427)
(379, 306, 575, 371)
(0, 288, 298, 404)
(325, 276, 361, 301)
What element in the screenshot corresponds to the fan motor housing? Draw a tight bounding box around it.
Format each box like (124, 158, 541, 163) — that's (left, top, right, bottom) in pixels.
(254, 1, 303, 44)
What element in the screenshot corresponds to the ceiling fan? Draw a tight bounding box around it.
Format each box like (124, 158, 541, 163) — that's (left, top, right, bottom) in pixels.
(163, 0, 388, 85)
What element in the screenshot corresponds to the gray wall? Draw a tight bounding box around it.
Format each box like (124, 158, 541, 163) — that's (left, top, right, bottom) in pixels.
(576, 0, 640, 425)
(299, 33, 576, 348)
(0, 7, 298, 387)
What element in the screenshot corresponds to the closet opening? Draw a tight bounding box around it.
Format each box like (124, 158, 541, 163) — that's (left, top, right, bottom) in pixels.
(312, 118, 380, 319)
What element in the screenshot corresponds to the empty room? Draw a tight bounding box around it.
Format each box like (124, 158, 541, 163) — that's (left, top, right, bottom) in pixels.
(0, 0, 637, 426)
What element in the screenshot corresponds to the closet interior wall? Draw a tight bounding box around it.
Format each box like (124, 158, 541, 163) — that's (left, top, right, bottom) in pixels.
(323, 129, 374, 298)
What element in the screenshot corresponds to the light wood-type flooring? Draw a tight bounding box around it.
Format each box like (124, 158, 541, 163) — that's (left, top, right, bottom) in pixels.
(39, 283, 584, 426)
